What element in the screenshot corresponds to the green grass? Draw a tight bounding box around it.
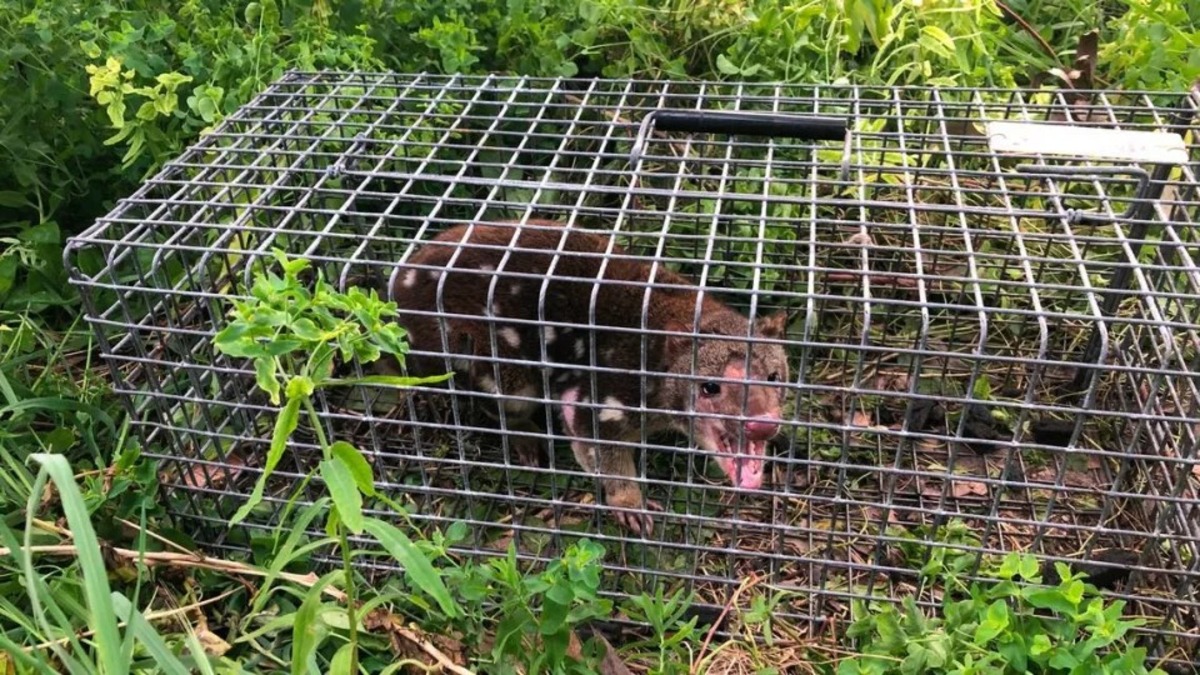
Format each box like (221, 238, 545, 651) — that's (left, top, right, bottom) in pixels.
(2, 0, 1198, 672)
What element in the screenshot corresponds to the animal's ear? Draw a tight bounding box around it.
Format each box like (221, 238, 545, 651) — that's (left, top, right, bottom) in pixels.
(661, 319, 694, 361)
(756, 309, 792, 339)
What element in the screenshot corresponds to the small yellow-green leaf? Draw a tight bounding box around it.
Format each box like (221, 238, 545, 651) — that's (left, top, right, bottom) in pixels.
(921, 25, 956, 56)
(330, 441, 375, 496)
(286, 375, 315, 399)
(254, 357, 281, 405)
(107, 99, 126, 128)
(155, 72, 194, 89)
(292, 318, 323, 341)
(136, 101, 159, 121)
(80, 40, 102, 59)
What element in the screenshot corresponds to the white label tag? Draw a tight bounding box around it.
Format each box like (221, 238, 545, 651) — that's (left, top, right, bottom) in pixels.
(986, 121, 1188, 164)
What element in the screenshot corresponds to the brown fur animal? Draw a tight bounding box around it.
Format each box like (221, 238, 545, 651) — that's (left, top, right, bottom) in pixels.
(387, 219, 790, 535)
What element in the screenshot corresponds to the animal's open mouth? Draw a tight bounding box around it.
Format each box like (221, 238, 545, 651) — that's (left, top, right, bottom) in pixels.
(710, 431, 766, 490)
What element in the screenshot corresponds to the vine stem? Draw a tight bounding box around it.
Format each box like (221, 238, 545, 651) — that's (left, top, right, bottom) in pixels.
(304, 395, 360, 675)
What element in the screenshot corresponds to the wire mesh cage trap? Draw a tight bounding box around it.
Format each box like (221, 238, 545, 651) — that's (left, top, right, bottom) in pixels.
(68, 71, 1200, 667)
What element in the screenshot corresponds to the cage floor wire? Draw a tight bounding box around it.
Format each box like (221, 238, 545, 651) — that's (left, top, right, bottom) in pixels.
(68, 71, 1200, 668)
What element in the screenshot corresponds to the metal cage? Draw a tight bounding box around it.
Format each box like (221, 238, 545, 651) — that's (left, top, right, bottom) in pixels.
(67, 71, 1200, 667)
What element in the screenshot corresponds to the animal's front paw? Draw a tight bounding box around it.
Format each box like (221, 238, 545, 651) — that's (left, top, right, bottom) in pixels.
(608, 495, 664, 537)
(510, 436, 547, 467)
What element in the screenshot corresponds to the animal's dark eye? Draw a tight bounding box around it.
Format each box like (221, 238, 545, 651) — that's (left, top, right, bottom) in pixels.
(768, 373, 780, 383)
(701, 382, 721, 396)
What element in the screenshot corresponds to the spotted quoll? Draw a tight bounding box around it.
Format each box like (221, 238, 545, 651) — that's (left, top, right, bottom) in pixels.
(387, 219, 790, 535)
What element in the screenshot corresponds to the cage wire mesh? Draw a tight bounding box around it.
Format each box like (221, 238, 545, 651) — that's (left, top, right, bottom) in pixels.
(67, 71, 1200, 666)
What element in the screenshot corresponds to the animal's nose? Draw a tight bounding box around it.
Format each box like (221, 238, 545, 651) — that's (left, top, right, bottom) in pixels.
(744, 416, 780, 441)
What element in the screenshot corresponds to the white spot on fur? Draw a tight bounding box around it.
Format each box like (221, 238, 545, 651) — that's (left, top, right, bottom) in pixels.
(479, 264, 495, 272)
(401, 269, 418, 288)
(477, 375, 497, 393)
(544, 326, 557, 344)
(601, 347, 616, 363)
(574, 338, 585, 359)
(510, 284, 522, 296)
(429, 270, 442, 282)
(491, 300, 503, 316)
(560, 387, 581, 435)
(503, 385, 538, 414)
(452, 357, 471, 372)
(599, 396, 625, 422)
(498, 327, 521, 348)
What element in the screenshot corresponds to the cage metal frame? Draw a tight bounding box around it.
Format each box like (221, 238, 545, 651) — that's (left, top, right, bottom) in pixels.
(67, 71, 1200, 668)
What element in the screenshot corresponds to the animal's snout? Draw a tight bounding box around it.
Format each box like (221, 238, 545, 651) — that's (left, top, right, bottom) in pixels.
(744, 416, 780, 441)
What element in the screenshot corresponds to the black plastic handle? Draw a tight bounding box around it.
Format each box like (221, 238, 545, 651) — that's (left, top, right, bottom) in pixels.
(651, 110, 847, 141)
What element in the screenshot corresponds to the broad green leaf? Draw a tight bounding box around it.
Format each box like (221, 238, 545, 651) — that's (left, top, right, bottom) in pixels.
(330, 441, 375, 496)
(265, 337, 305, 357)
(292, 317, 323, 341)
(900, 644, 929, 675)
(330, 642, 355, 675)
(1048, 648, 1081, 670)
(446, 520, 469, 544)
(43, 427, 76, 452)
(362, 518, 458, 618)
(716, 53, 740, 75)
(19, 222, 60, 245)
(1024, 586, 1077, 615)
(230, 395, 301, 525)
(1018, 553, 1040, 580)
(321, 457, 364, 534)
(0, 255, 18, 295)
(973, 599, 1008, 644)
(998, 635, 1028, 672)
(996, 553, 1021, 579)
(539, 598, 568, 635)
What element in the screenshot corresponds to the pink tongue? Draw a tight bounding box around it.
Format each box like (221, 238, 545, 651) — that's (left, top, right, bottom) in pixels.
(732, 441, 765, 489)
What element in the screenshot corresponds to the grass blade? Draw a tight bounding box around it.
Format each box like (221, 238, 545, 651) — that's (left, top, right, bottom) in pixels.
(0, 631, 59, 675)
(291, 572, 337, 675)
(110, 592, 193, 675)
(14, 469, 93, 675)
(27, 453, 124, 675)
